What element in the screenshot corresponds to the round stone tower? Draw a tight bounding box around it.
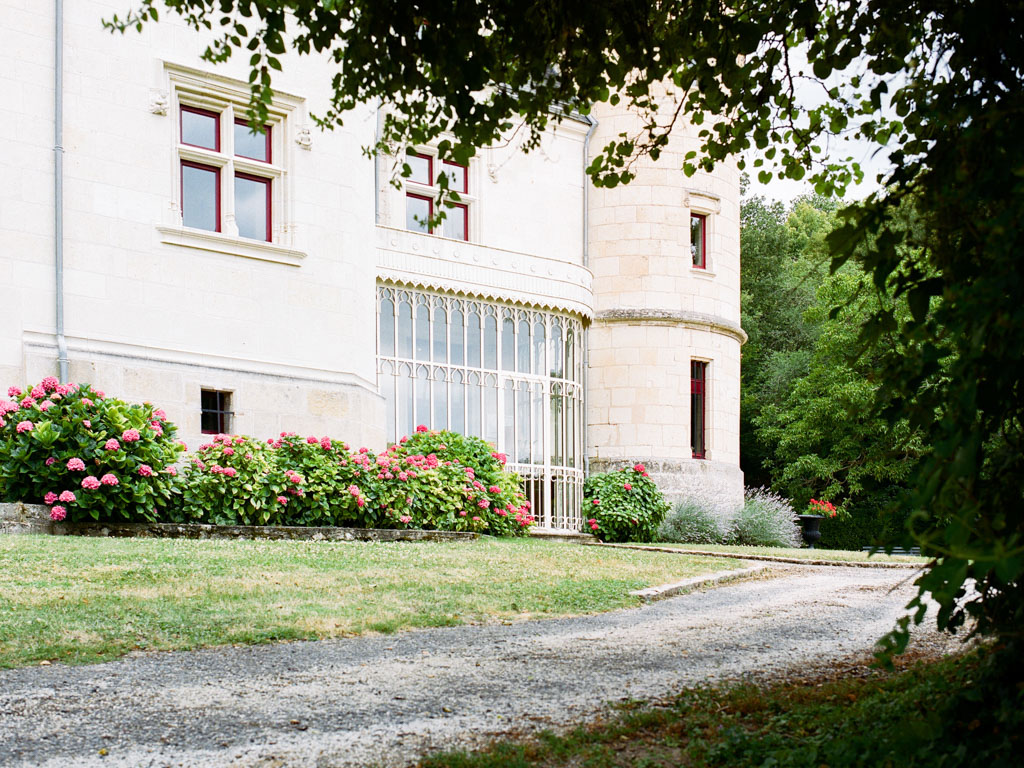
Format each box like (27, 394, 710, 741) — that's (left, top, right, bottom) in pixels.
(586, 92, 746, 512)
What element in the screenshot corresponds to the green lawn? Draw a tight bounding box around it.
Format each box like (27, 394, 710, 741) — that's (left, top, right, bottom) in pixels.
(422, 648, 1007, 768)
(0, 535, 739, 668)
(646, 543, 928, 563)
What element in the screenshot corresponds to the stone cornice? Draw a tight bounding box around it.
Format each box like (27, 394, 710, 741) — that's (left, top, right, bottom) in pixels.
(593, 308, 747, 344)
(376, 226, 594, 319)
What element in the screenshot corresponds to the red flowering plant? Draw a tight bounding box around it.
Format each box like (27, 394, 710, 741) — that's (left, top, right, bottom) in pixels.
(805, 498, 840, 519)
(0, 379, 185, 522)
(583, 463, 669, 542)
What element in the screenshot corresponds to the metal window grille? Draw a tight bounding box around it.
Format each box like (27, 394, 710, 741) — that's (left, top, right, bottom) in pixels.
(200, 389, 233, 434)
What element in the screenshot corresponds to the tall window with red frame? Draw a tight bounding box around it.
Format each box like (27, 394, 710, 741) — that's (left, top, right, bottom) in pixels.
(690, 213, 707, 269)
(179, 105, 273, 242)
(405, 152, 469, 241)
(691, 361, 708, 459)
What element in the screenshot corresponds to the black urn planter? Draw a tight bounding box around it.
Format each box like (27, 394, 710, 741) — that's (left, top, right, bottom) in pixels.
(796, 514, 824, 548)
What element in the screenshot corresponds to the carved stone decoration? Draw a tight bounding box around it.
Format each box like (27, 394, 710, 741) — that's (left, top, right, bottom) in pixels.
(148, 89, 169, 116)
(295, 126, 313, 150)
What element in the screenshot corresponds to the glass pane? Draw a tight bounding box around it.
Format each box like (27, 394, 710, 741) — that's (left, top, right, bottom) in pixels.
(501, 316, 515, 371)
(450, 310, 464, 365)
(550, 321, 563, 378)
(517, 319, 530, 372)
(433, 308, 448, 362)
(467, 375, 482, 437)
(503, 381, 515, 459)
(450, 372, 465, 435)
(398, 368, 413, 439)
(531, 384, 544, 463)
(533, 321, 545, 376)
(442, 204, 467, 241)
(407, 153, 432, 185)
(234, 175, 270, 241)
(416, 367, 430, 429)
(467, 310, 481, 368)
(517, 386, 530, 464)
(691, 214, 705, 267)
(439, 162, 466, 192)
(382, 368, 396, 442)
(181, 108, 218, 150)
(234, 120, 270, 162)
(565, 328, 574, 383)
(484, 314, 498, 370)
(433, 372, 447, 430)
(566, 396, 575, 467)
(182, 164, 218, 232)
(484, 380, 498, 444)
(406, 194, 431, 233)
(398, 299, 413, 358)
(379, 298, 395, 356)
(550, 390, 563, 466)
(415, 301, 430, 361)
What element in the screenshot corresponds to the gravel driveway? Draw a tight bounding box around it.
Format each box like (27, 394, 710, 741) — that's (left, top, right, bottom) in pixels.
(1, 563, 945, 768)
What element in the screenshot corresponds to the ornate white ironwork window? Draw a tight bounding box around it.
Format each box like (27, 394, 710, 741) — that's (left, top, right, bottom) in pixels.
(377, 285, 585, 530)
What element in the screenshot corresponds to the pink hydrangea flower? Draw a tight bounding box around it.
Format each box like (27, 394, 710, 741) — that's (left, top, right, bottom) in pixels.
(592, 498, 600, 505)
(356, 497, 365, 507)
(415, 424, 428, 433)
(150, 424, 163, 436)
(66, 458, 86, 472)
(94, 390, 105, 398)
(16, 421, 33, 433)
(623, 482, 633, 491)
(44, 492, 58, 505)
(30, 386, 45, 399)
(164, 466, 178, 476)
(320, 437, 332, 450)
(50, 506, 67, 522)
(20, 398, 36, 409)
(399, 515, 412, 524)
(58, 490, 76, 503)
(40, 376, 58, 392)
(223, 447, 235, 456)
(104, 438, 120, 451)
(55, 384, 71, 396)
(347, 484, 360, 496)
(100, 473, 118, 486)
(399, 435, 409, 444)
(0, 400, 16, 415)
(137, 465, 153, 477)
(306, 435, 319, 444)
(45, 457, 57, 466)
(459, 510, 468, 517)
(121, 429, 141, 443)
(477, 499, 490, 509)
(472, 516, 481, 522)
(153, 409, 167, 421)
(81, 398, 93, 407)
(81, 476, 101, 490)
(39, 400, 54, 411)
(491, 452, 507, 465)
(222, 467, 237, 477)
(277, 496, 289, 505)
(488, 485, 500, 494)
(7, 386, 21, 398)
(633, 463, 646, 473)
(82, 420, 91, 428)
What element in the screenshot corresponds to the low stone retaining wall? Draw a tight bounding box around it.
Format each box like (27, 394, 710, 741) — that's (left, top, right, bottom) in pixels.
(0, 502, 478, 542)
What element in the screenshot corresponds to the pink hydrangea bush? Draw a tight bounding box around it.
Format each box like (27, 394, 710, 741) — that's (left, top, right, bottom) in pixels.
(582, 464, 669, 542)
(0, 379, 185, 522)
(178, 427, 533, 535)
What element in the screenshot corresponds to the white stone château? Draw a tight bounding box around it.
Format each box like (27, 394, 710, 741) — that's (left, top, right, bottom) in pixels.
(0, 1, 744, 529)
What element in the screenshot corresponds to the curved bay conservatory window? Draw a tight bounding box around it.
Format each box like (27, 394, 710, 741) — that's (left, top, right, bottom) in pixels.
(377, 285, 585, 530)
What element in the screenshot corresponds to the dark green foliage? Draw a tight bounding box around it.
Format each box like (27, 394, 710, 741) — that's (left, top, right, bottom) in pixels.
(583, 465, 668, 542)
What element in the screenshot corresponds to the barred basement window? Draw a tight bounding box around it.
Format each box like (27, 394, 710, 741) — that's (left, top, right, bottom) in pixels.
(200, 389, 233, 434)
(377, 285, 584, 530)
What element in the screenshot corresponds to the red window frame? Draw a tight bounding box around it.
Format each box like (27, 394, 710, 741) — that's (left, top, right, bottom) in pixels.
(444, 202, 469, 241)
(406, 192, 434, 233)
(234, 118, 272, 163)
(234, 172, 273, 242)
(442, 160, 468, 193)
(691, 213, 707, 269)
(691, 361, 708, 459)
(409, 152, 434, 185)
(180, 105, 220, 151)
(180, 161, 221, 233)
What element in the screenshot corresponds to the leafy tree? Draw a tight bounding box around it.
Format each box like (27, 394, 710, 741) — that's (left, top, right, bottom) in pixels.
(109, 2, 1024, 656)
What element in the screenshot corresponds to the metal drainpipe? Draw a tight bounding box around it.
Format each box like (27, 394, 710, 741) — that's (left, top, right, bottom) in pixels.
(373, 98, 382, 224)
(582, 114, 598, 476)
(54, 0, 69, 382)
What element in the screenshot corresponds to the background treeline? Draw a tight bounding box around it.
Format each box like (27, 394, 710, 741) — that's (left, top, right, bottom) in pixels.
(740, 186, 923, 550)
